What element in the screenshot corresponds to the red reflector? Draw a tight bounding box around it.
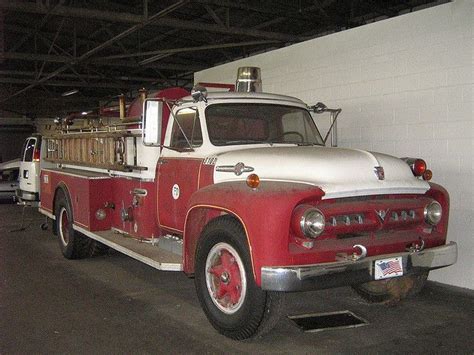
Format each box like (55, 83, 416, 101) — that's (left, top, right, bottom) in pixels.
(413, 159, 426, 176)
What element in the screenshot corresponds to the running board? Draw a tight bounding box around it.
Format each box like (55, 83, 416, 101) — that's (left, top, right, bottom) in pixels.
(74, 225, 183, 271)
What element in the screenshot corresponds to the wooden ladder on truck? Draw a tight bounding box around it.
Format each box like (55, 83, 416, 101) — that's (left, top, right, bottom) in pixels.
(44, 128, 147, 172)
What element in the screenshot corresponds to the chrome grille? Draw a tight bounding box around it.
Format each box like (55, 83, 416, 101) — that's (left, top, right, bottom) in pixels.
(389, 210, 416, 221)
(327, 214, 365, 227)
(325, 210, 417, 227)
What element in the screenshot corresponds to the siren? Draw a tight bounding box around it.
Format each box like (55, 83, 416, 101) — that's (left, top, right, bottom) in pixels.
(235, 67, 262, 93)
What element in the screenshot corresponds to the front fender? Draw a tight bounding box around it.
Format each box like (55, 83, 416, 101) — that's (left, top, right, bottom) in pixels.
(183, 181, 324, 285)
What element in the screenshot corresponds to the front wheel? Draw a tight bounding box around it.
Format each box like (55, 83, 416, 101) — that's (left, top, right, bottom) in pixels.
(195, 216, 283, 340)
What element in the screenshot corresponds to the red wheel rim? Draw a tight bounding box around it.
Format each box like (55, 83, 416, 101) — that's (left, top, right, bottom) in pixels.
(205, 242, 247, 314)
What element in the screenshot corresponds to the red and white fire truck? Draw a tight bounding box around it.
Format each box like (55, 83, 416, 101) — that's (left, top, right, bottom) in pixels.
(38, 67, 457, 339)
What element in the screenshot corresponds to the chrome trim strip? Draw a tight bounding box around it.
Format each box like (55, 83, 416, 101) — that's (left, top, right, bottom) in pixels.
(216, 162, 254, 176)
(261, 242, 457, 291)
(41, 168, 110, 180)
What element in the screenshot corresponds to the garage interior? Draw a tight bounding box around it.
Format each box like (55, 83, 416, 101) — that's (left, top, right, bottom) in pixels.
(1, 0, 473, 352)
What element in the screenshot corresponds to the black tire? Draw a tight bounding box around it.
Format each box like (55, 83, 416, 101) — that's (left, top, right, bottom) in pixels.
(194, 216, 283, 340)
(89, 240, 109, 256)
(54, 189, 94, 259)
(353, 271, 429, 304)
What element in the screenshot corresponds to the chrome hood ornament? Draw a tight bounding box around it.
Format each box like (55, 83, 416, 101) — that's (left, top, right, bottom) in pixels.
(374, 166, 385, 180)
(375, 209, 389, 222)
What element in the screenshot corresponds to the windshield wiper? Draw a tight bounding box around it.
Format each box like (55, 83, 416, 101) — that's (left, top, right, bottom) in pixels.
(296, 142, 324, 146)
(265, 141, 323, 146)
(220, 139, 267, 145)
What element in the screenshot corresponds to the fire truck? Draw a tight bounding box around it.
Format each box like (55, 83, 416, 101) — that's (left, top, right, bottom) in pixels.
(38, 67, 457, 340)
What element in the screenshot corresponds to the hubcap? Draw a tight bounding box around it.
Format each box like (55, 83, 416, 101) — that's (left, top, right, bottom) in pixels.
(205, 242, 247, 314)
(59, 207, 70, 247)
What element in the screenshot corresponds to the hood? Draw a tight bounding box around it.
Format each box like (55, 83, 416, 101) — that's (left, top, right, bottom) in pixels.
(213, 146, 430, 199)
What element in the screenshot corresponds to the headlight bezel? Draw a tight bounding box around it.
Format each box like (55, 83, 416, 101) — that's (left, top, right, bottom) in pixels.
(300, 208, 326, 238)
(424, 200, 442, 225)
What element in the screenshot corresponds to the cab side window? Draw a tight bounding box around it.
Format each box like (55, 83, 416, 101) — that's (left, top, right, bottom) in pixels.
(170, 108, 203, 149)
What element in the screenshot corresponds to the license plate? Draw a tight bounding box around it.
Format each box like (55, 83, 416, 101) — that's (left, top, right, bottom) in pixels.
(374, 257, 403, 280)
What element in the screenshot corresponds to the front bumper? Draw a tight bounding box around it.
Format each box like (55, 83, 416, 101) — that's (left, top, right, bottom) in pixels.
(261, 242, 457, 291)
(16, 189, 39, 202)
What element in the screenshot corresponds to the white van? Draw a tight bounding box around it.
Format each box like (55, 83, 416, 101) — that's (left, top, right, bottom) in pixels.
(16, 134, 42, 203)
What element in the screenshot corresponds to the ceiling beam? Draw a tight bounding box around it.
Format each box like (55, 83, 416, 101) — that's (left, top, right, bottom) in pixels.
(102, 39, 280, 60)
(193, 0, 316, 20)
(0, 52, 203, 71)
(0, 70, 176, 83)
(0, 1, 300, 42)
(0, 77, 131, 89)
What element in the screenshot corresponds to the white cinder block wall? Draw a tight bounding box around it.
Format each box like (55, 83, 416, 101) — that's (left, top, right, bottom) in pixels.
(195, 0, 474, 289)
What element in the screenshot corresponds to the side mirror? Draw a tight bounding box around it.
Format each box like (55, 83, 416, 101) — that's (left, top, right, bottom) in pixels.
(142, 99, 163, 146)
(309, 102, 342, 147)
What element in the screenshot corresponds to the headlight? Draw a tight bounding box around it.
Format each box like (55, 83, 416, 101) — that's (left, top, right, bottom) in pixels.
(300, 208, 325, 238)
(424, 201, 442, 225)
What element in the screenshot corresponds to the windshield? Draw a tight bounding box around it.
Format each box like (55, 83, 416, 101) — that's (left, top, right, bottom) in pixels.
(205, 103, 324, 146)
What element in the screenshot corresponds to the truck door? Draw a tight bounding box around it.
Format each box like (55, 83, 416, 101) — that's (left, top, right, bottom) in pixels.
(157, 107, 203, 233)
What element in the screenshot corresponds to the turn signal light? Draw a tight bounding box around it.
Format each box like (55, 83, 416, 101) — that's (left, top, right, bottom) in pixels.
(413, 159, 426, 176)
(423, 169, 433, 181)
(246, 174, 260, 188)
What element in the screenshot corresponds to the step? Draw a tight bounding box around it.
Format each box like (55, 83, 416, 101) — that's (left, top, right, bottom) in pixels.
(74, 225, 183, 271)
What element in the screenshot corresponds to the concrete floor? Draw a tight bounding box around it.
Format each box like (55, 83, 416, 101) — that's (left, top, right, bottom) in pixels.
(1, 203, 473, 354)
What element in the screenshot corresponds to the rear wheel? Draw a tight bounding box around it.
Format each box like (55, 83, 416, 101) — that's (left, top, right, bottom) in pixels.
(55, 190, 95, 259)
(353, 271, 429, 304)
(195, 216, 283, 340)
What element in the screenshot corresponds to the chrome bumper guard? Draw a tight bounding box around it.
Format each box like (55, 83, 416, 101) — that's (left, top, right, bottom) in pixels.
(261, 242, 457, 292)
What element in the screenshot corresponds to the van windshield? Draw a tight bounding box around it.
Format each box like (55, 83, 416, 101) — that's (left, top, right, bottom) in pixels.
(205, 103, 324, 146)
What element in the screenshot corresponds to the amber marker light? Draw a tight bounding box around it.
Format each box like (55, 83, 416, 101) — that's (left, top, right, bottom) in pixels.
(246, 174, 260, 188)
(423, 169, 433, 181)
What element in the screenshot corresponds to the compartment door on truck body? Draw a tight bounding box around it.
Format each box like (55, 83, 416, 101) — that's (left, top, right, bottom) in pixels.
(158, 106, 203, 233)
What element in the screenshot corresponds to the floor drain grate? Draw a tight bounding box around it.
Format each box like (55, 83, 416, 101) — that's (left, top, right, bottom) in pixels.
(289, 310, 368, 333)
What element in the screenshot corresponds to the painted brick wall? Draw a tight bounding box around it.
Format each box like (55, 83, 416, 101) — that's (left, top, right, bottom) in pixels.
(195, 0, 474, 289)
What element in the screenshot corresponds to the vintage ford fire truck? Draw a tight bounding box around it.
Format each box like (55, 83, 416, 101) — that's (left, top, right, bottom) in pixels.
(38, 67, 457, 339)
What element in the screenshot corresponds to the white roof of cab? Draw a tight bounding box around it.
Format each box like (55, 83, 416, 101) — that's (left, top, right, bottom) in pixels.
(179, 91, 306, 106)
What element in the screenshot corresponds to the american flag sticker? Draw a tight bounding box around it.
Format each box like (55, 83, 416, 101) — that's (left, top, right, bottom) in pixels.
(374, 257, 403, 280)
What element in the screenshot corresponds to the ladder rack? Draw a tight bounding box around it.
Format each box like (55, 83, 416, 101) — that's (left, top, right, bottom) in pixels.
(44, 129, 147, 172)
